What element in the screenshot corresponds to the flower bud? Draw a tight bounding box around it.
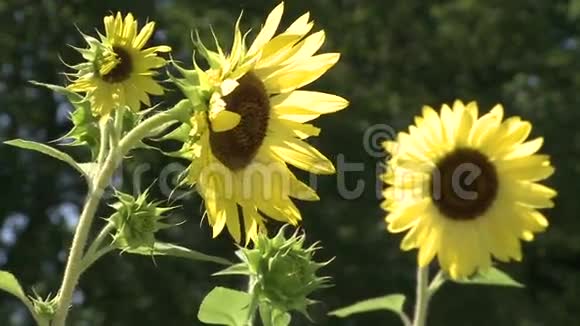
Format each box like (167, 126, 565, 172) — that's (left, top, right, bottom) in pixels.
(217, 225, 332, 316)
(108, 189, 175, 250)
(30, 292, 58, 322)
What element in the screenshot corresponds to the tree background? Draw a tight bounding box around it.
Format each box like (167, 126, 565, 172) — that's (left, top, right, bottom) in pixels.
(1, 0, 579, 325)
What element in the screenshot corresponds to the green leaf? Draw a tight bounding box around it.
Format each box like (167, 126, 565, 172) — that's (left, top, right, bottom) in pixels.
(0, 271, 27, 301)
(4, 139, 88, 177)
(453, 267, 524, 287)
(212, 263, 250, 276)
(198, 287, 252, 326)
(29, 81, 83, 102)
(125, 242, 231, 266)
(328, 294, 406, 318)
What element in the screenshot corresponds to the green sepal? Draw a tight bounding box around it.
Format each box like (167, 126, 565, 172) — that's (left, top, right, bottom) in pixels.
(198, 287, 252, 326)
(259, 303, 292, 326)
(30, 81, 101, 158)
(328, 294, 406, 318)
(170, 60, 211, 110)
(194, 30, 226, 70)
(29, 290, 58, 323)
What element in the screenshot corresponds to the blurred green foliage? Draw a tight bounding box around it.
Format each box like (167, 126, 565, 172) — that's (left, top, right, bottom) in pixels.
(1, 0, 579, 325)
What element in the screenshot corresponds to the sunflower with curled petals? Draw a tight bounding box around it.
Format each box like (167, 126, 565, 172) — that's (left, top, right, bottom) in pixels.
(68, 12, 170, 117)
(171, 2, 348, 243)
(382, 100, 556, 279)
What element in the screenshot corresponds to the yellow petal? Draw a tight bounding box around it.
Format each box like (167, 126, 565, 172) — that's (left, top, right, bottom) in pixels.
(225, 201, 241, 243)
(271, 90, 348, 122)
(261, 53, 340, 93)
(268, 136, 335, 174)
(248, 2, 284, 56)
(280, 30, 326, 65)
(418, 224, 440, 267)
(502, 137, 544, 159)
(284, 12, 312, 35)
(511, 182, 556, 208)
(211, 110, 241, 132)
(387, 199, 429, 232)
(133, 21, 155, 49)
(497, 155, 554, 181)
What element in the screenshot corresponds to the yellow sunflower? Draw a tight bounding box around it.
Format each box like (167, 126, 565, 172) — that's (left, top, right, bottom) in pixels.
(382, 100, 556, 279)
(68, 12, 171, 117)
(172, 2, 348, 243)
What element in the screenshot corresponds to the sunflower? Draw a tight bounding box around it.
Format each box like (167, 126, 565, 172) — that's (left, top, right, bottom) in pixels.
(382, 100, 556, 279)
(172, 2, 348, 243)
(68, 12, 171, 117)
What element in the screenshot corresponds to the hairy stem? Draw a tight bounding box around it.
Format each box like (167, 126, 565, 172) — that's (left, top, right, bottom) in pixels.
(412, 266, 430, 326)
(84, 222, 114, 262)
(52, 102, 190, 326)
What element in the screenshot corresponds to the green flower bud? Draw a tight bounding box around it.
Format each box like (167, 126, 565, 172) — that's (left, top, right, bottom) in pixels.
(30, 291, 58, 322)
(217, 225, 332, 316)
(108, 189, 175, 250)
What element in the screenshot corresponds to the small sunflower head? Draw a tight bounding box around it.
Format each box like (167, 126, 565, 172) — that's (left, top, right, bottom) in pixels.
(68, 12, 171, 117)
(108, 189, 175, 250)
(217, 226, 331, 315)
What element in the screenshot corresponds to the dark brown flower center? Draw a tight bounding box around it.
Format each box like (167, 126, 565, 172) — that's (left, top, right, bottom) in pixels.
(430, 148, 498, 220)
(101, 46, 133, 83)
(209, 72, 270, 170)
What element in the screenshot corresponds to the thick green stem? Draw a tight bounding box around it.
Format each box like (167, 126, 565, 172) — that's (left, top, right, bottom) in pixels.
(52, 147, 117, 326)
(246, 276, 259, 326)
(52, 102, 190, 326)
(23, 298, 47, 326)
(96, 118, 110, 167)
(412, 267, 430, 326)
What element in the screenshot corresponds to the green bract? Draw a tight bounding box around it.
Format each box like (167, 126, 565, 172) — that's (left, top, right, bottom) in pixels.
(108, 189, 175, 250)
(217, 226, 332, 317)
(30, 292, 58, 323)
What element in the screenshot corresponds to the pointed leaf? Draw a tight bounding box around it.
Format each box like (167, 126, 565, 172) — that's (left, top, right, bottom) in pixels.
(212, 263, 251, 276)
(125, 242, 231, 266)
(30, 81, 83, 103)
(4, 139, 88, 177)
(453, 267, 524, 287)
(198, 287, 252, 326)
(328, 294, 406, 318)
(0, 271, 27, 301)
